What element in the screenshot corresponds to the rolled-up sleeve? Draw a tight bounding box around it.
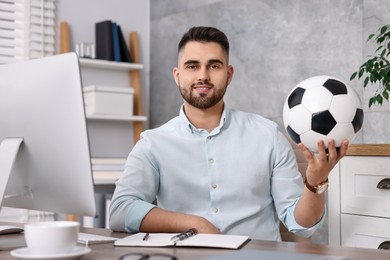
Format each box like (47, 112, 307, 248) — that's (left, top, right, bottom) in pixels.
(109, 134, 158, 232)
(271, 131, 325, 238)
(284, 199, 326, 238)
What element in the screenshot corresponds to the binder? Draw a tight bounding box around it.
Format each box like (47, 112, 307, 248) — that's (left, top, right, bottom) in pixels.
(112, 22, 121, 62)
(117, 25, 132, 63)
(95, 20, 113, 61)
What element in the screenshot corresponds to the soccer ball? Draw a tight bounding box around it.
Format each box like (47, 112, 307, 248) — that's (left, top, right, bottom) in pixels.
(283, 75, 364, 153)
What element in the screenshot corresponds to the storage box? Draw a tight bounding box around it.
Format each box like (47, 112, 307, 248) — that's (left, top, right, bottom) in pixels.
(83, 85, 134, 116)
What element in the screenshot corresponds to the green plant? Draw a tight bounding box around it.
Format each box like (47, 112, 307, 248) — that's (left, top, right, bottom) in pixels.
(350, 25, 390, 108)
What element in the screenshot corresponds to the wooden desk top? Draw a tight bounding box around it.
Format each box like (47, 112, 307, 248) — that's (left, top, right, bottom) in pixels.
(1, 226, 390, 260)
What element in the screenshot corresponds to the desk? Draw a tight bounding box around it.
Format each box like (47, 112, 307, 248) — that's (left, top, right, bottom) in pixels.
(1, 226, 390, 260)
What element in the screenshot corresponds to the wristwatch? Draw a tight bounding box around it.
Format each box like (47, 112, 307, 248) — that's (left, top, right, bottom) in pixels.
(304, 177, 329, 194)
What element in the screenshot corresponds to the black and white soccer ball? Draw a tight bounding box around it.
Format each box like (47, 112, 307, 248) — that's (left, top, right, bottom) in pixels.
(283, 75, 364, 153)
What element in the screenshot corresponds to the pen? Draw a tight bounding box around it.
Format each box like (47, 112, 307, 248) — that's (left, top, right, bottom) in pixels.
(142, 233, 150, 241)
(170, 228, 198, 243)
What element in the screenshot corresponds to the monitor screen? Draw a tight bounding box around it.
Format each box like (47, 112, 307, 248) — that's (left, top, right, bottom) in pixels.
(0, 53, 96, 217)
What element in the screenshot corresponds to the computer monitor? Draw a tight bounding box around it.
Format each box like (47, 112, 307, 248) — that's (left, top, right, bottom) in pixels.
(0, 53, 96, 217)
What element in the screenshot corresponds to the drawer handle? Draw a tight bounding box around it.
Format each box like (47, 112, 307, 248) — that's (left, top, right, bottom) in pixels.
(377, 178, 390, 189)
(378, 241, 390, 250)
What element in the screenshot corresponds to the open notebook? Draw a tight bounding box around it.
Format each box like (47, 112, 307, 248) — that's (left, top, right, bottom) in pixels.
(114, 232, 250, 249)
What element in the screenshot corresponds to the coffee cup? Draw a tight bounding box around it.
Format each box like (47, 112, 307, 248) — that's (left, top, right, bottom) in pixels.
(24, 221, 79, 255)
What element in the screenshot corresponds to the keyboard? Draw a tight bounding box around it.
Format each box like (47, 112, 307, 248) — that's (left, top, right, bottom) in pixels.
(78, 232, 118, 245)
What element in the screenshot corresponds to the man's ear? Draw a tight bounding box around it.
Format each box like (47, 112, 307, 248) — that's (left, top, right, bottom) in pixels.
(173, 67, 179, 86)
(227, 65, 234, 85)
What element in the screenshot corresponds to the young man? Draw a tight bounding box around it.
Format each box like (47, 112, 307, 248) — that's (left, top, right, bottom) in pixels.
(109, 26, 348, 241)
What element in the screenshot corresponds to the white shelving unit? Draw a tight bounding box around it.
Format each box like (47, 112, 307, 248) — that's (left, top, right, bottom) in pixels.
(79, 58, 147, 228)
(86, 114, 147, 122)
(79, 58, 143, 71)
(80, 58, 146, 122)
(79, 58, 147, 158)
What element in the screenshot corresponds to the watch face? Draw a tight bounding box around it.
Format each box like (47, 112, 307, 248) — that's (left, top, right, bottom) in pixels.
(316, 183, 329, 194)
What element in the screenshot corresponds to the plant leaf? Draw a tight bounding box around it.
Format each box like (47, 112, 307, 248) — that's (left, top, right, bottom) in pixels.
(358, 68, 365, 78)
(364, 77, 369, 87)
(351, 24, 390, 108)
(366, 59, 374, 71)
(350, 72, 357, 80)
(367, 33, 375, 41)
(369, 97, 375, 107)
(376, 94, 383, 104)
(383, 89, 389, 100)
(380, 25, 388, 35)
(376, 45, 384, 53)
(377, 36, 385, 44)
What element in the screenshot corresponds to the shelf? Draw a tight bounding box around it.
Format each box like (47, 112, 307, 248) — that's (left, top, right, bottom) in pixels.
(79, 58, 143, 71)
(86, 114, 147, 122)
(94, 179, 118, 185)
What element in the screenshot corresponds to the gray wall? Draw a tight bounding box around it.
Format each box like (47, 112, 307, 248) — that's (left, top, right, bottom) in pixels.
(150, 0, 390, 144)
(150, 0, 390, 245)
(362, 0, 390, 143)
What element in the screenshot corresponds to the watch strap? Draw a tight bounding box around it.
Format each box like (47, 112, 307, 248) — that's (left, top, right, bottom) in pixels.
(304, 177, 328, 194)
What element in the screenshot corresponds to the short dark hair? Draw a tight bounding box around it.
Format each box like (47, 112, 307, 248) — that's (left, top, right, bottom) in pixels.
(178, 26, 230, 56)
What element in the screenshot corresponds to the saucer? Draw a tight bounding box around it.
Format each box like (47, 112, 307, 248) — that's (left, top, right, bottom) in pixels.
(10, 246, 91, 260)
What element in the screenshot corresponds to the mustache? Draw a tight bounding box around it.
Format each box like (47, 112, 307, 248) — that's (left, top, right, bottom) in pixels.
(191, 81, 214, 88)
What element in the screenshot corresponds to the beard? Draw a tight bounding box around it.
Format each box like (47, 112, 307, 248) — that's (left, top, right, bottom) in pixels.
(178, 80, 228, 109)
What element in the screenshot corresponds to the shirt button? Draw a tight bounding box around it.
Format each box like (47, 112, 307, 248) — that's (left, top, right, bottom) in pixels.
(211, 183, 217, 189)
(208, 158, 214, 164)
(207, 136, 212, 140)
(211, 207, 218, 213)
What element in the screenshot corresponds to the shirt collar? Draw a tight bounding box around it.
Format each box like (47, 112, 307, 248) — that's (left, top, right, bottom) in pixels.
(179, 104, 230, 136)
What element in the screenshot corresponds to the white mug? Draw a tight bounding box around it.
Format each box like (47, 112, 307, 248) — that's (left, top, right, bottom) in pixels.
(24, 221, 79, 255)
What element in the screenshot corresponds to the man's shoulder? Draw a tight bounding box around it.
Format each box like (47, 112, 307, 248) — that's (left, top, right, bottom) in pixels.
(229, 108, 277, 128)
(141, 116, 180, 137)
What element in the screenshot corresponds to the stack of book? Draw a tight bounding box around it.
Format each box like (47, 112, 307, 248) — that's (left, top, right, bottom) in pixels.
(91, 157, 126, 185)
(86, 156, 125, 228)
(95, 20, 133, 63)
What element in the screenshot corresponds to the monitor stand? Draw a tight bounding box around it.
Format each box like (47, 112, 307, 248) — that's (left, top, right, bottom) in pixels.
(0, 138, 26, 236)
(0, 138, 23, 208)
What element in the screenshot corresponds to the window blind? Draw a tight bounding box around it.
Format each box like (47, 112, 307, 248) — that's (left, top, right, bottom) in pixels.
(0, 0, 56, 64)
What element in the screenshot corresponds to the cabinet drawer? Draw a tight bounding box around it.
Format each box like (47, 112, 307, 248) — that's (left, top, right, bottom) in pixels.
(341, 214, 390, 249)
(340, 156, 390, 218)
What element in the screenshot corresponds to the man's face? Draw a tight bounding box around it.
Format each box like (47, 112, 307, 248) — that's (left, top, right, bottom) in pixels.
(173, 41, 234, 109)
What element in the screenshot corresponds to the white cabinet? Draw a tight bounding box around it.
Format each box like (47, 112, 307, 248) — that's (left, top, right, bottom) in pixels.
(328, 144, 390, 249)
(79, 58, 146, 158)
(341, 214, 390, 248)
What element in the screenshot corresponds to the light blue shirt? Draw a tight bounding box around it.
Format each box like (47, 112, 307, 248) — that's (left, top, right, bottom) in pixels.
(109, 105, 324, 240)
